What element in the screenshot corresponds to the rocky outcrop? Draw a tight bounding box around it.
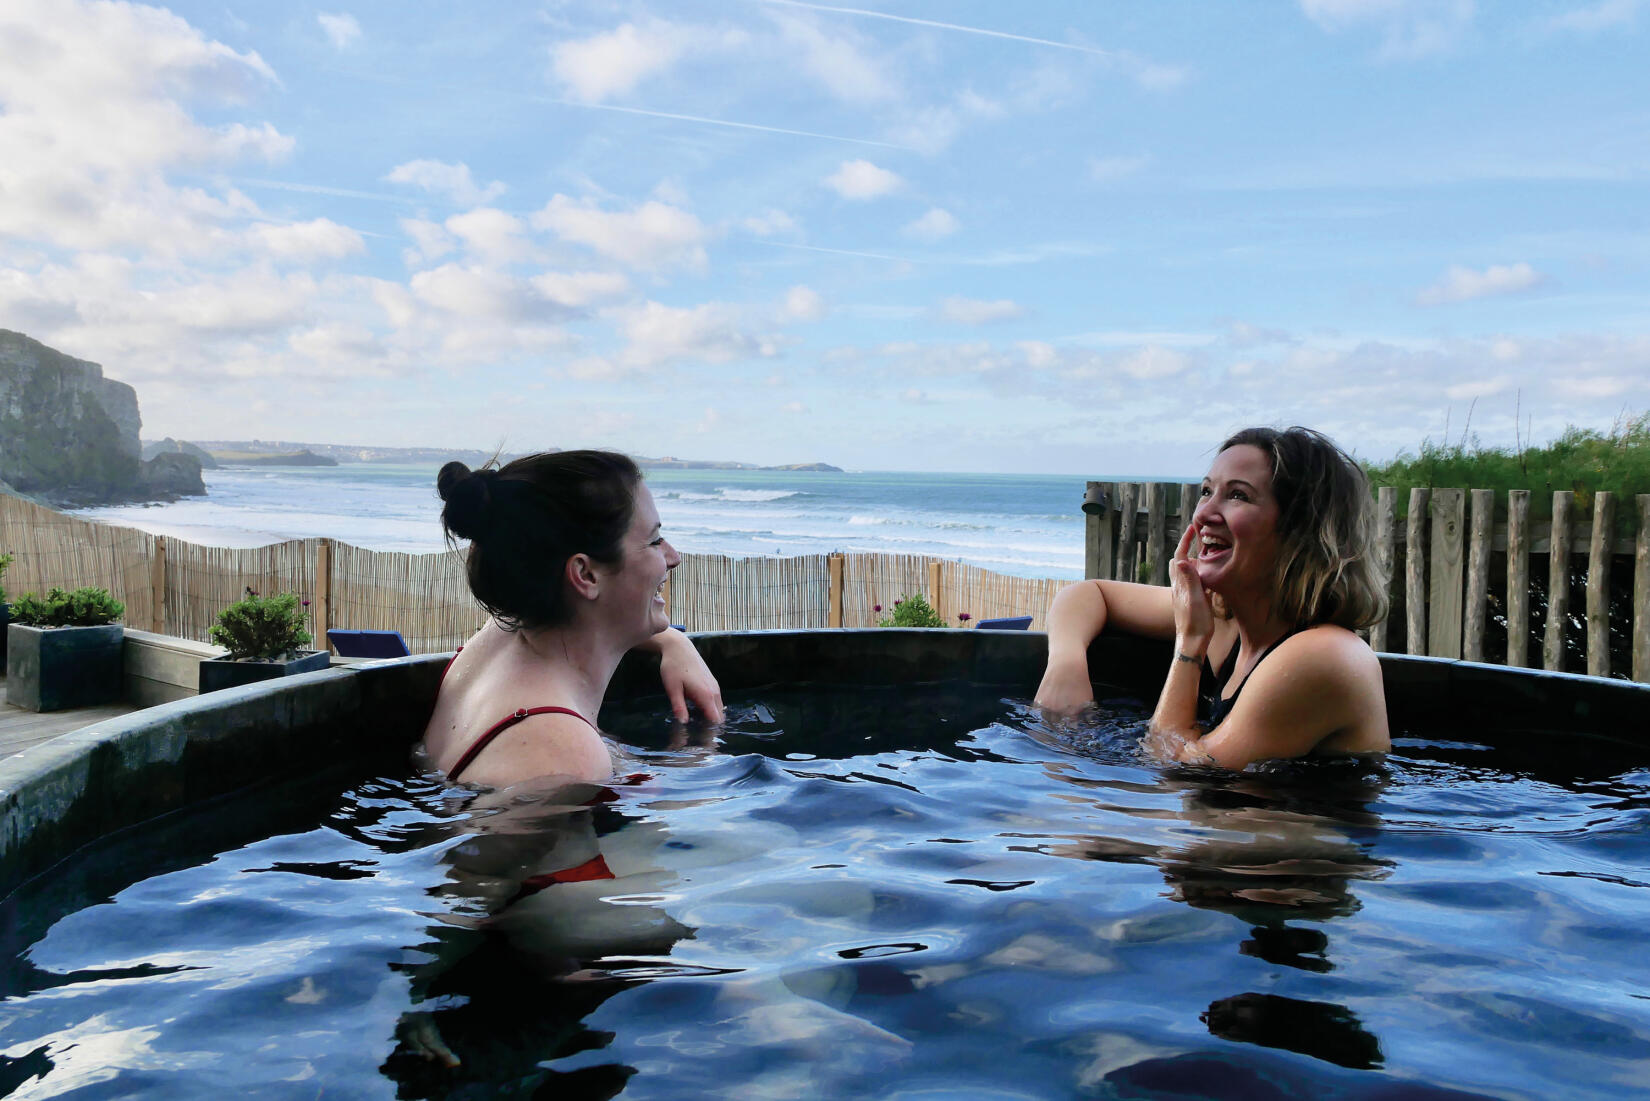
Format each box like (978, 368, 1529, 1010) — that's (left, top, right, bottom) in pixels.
(0, 329, 202, 506)
(142, 437, 218, 469)
(140, 452, 206, 497)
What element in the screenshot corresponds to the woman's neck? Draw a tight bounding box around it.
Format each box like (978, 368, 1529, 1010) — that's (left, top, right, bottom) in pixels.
(1220, 589, 1294, 660)
(505, 618, 630, 718)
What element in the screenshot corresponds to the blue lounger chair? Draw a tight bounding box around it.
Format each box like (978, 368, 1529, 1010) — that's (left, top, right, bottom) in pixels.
(327, 629, 411, 658)
(975, 615, 1033, 631)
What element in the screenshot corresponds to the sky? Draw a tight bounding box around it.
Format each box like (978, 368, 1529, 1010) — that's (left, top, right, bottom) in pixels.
(1, 0, 1648, 476)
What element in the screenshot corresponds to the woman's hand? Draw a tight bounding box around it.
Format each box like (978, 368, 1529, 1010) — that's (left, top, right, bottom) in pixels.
(656, 629, 725, 723)
(1170, 523, 1214, 658)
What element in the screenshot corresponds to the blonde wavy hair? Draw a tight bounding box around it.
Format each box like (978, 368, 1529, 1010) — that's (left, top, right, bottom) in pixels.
(1219, 426, 1388, 630)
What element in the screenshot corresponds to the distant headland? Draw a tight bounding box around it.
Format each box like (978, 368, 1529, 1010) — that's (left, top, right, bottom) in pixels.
(182, 440, 842, 473)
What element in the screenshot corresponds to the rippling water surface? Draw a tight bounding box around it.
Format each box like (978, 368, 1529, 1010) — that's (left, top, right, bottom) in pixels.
(3, 686, 1648, 1099)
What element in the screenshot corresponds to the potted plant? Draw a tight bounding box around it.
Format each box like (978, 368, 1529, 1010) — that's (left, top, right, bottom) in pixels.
(6, 585, 127, 712)
(875, 593, 947, 627)
(199, 589, 329, 693)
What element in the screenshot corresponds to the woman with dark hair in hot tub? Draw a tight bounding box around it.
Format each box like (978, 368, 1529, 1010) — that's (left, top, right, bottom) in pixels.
(1035, 426, 1390, 769)
(422, 449, 723, 787)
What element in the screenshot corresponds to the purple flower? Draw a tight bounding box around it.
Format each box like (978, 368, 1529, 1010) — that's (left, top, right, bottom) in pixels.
(301, 599, 311, 607)
(873, 604, 882, 612)
(958, 612, 971, 622)
(894, 599, 903, 606)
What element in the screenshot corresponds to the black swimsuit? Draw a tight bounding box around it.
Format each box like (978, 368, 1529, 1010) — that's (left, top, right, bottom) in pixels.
(1199, 627, 1303, 730)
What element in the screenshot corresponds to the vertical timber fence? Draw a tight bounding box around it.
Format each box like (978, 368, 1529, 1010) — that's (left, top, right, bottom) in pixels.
(4, 486, 1649, 681)
(1080, 481, 1650, 683)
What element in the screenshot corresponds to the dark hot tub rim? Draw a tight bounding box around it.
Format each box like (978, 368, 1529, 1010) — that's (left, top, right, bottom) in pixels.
(4, 628, 1647, 899)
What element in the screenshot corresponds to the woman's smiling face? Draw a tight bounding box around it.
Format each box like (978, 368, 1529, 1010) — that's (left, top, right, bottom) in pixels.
(1191, 444, 1281, 596)
(603, 483, 679, 640)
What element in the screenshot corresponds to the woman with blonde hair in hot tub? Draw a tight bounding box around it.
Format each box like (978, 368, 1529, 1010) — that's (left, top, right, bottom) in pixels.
(1035, 426, 1390, 769)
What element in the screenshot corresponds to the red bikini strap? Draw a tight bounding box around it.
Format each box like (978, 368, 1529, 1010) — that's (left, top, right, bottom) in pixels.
(447, 705, 594, 781)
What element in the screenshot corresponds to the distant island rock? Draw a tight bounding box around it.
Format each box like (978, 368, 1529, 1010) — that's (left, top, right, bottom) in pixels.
(142, 437, 219, 469)
(0, 329, 204, 507)
(186, 440, 841, 472)
(209, 448, 338, 468)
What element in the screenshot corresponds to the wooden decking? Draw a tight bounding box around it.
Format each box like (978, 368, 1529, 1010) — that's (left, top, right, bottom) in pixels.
(0, 676, 139, 757)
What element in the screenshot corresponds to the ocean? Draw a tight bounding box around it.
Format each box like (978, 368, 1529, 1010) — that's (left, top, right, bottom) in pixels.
(72, 464, 1125, 580)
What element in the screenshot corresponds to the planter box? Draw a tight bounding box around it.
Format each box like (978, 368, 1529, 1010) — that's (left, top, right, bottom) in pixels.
(0, 603, 9, 665)
(5, 622, 125, 712)
(198, 649, 330, 694)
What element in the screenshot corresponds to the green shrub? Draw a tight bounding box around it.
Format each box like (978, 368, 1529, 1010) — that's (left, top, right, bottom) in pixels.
(877, 593, 946, 628)
(0, 552, 12, 606)
(209, 589, 313, 661)
(10, 586, 126, 627)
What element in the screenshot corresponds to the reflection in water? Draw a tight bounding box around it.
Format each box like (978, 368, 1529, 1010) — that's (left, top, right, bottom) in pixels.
(1202, 991, 1383, 1069)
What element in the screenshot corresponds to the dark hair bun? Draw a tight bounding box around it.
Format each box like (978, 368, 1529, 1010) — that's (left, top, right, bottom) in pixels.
(438, 461, 494, 541)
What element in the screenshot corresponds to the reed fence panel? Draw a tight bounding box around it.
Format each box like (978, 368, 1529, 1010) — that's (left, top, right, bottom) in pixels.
(0, 495, 156, 629)
(330, 543, 481, 654)
(671, 553, 830, 631)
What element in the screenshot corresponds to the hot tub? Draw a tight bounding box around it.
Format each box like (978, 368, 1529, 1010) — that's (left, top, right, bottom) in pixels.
(2, 630, 1648, 1099)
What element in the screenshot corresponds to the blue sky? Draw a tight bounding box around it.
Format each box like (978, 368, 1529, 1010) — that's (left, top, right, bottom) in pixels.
(2, 0, 1647, 475)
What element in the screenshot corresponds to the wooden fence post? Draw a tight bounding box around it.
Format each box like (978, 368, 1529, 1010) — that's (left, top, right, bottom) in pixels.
(1371, 487, 1396, 652)
(1428, 489, 1465, 659)
(315, 538, 332, 647)
(828, 553, 843, 627)
(1083, 482, 1114, 580)
(929, 560, 943, 620)
(1587, 492, 1615, 678)
(1507, 491, 1530, 668)
(1544, 491, 1573, 671)
(1463, 490, 1493, 662)
(1636, 495, 1650, 683)
(1406, 488, 1430, 655)
(1115, 483, 1139, 582)
(150, 536, 167, 634)
(1145, 482, 1168, 586)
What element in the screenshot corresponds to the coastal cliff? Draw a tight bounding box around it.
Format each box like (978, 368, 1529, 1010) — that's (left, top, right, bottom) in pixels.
(0, 330, 204, 505)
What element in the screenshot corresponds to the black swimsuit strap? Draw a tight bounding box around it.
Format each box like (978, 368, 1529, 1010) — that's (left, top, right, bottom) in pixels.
(1202, 626, 1305, 730)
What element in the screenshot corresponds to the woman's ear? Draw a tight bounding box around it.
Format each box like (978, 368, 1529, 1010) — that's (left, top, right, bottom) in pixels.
(564, 552, 602, 601)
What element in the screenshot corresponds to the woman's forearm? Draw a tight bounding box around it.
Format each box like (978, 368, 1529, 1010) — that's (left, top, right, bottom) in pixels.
(1145, 643, 1215, 764)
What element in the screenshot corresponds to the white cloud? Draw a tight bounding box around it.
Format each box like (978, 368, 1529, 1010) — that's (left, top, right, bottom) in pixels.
(0, 0, 285, 255)
(1118, 346, 1193, 379)
(384, 160, 506, 206)
(825, 159, 904, 201)
(400, 217, 455, 265)
(444, 207, 532, 264)
(782, 285, 827, 322)
(317, 13, 361, 50)
(1444, 377, 1511, 400)
(772, 14, 899, 105)
(742, 209, 800, 237)
(1554, 374, 1639, 398)
(903, 208, 959, 242)
(1298, 0, 1475, 58)
(1547, 0, 1642, 31)
(249, 218, 365, 261)
(1416, 262, 1542, 306)
(1089, 155, 1150, 182)
(529, 271, 630, 308)
(570, 301, 776, 377)
(782, 401, 808, 414)
(551, 21, 683, 102)
(532, 194, 708, 271)
(409, 263, 581, 323)
(937, 296, 1025, 324)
